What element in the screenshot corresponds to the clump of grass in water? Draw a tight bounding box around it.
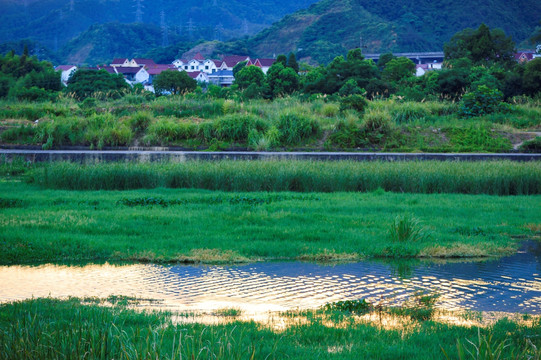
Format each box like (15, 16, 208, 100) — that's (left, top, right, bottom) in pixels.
(442, 328, 541, 360)
(389, 214, 430, 242)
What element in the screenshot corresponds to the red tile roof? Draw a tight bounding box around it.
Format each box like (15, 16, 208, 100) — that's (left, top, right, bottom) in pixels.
(514, 52, 535, 62)
(187, 71, 202, 79)
(133, 58, 157, 67)
(255, 58, 275, 67)
(147, 65, 177, 75)
(111, 58, 128, 64)
(96, 66, 117, 74)
(56, 65, 76, 71)
(114, 66, 143, 74)
(221, 55, 250, 67)
(193, 52, 205, 61)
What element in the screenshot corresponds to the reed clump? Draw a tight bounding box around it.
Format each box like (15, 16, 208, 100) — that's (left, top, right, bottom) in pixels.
(29, 160, 541, 195)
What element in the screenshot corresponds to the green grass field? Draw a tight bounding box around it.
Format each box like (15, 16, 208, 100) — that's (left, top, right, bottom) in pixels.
(1, 178, 539, 264)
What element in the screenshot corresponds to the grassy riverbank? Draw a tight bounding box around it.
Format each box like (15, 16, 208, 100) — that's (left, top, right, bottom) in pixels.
(1, 178, 539, 264)
(1, 96, 540, 152)
(1, 298, 540, 359)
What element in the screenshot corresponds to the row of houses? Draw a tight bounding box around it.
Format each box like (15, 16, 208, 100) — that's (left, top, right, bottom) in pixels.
(56, 53, 276, 92)
(56, 49, 539, 89)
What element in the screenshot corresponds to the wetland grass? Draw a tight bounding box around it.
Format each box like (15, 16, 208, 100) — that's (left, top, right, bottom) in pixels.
(28, 160, 541, 195)
(0, 180, 539, 264)
(1, 298, 540, 360)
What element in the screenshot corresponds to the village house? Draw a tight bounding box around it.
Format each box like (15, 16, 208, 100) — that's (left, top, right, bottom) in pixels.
(208, 70, 234, 87)
(55, 65, 77, 86)
(253, 58, 276, 74)
(415, 62, 442, 77)
(187, 71, 210, 83)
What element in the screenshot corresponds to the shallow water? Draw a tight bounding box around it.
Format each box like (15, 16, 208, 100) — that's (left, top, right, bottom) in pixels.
(1, 241, 540, 315)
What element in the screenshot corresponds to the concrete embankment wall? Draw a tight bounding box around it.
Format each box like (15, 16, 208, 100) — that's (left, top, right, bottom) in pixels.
(1, 150, 541, 163)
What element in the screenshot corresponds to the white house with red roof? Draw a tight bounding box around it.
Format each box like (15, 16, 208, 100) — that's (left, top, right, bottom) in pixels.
(112, 66, 149, 84)
(219, 55, 251, 71)
(187, 71, 209, 83)
(253, 58, 276, 74)
(55, 65, 77, 86)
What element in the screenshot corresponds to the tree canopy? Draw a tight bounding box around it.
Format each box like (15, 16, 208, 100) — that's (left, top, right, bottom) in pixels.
(444, 24, 515, 67)
(153, 70, 197, 96)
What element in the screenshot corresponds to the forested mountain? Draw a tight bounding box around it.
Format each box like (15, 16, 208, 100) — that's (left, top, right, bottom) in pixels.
(0, 0, 319, 52)
(249, 0, 541, 64)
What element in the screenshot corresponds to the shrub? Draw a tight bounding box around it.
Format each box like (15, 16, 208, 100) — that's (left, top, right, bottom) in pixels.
(214, 114, 267, 143)
(327, 118, 367, 148)
(340, 95, 368, 113)
(459, 85, 508, 118)
(389, 214, 429, 242)
(321, 103, 340, 117)
(361, 108, 393, 143)
(519, 137, 541, 153)
(146, 119, 197, 144)
(129, 111, 153, 134)
(0, 125, 35, 144)
(277, 113, 319, 145)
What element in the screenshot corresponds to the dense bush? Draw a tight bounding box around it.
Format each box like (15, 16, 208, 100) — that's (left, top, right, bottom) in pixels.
(459, 85, 508, 118)
(277, 113, 319, 145)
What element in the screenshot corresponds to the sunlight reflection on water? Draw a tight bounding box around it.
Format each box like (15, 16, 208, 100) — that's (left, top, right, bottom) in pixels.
(1, 242, 540, 317)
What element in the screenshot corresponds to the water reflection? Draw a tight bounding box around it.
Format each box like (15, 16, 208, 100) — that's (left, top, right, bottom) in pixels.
(0, 242, 540, 315)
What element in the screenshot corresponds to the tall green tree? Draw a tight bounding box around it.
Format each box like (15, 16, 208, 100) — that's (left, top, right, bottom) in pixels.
(523, 58, 541, 95)
(234, 65, 265, 89)
(382, 57, 416, 82)
(67, 69, 129, 100)
(153, 70, 197, 96)
(287, 53, 299, 73)
(444, 24, 515, 67)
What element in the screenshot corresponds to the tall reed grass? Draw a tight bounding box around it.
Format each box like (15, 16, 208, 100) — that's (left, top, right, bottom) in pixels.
(29, 160, 541, 195)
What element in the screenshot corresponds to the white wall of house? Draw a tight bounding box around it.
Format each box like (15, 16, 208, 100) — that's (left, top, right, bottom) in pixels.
(134, 68, 150, 84)
(201, 60, 218, 74)
(60, 67, 77, 86)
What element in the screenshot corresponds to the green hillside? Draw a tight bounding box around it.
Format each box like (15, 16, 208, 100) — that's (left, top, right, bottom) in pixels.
(249, 0, 541, 64)
(0, 0, 319, 52)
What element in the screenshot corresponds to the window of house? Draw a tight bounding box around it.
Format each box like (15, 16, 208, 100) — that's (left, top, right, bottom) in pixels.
(191, 66, 194, 70)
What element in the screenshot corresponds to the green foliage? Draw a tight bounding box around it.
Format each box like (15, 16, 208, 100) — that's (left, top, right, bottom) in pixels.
(389, 214, 430, 242)
(28, 160, 541, 196)
(145, 119, 197, 145)
(519, 137, 541, 153)
(522, 58, 541, 96)
(324, 299, 372, 314)
(339, 94, 368, 113)
(277, 113, 319, 145)
(287, 52, 299, 73)
(459, 85, 508, 118)
(338, 79, 363, 97)
(444, 24, 516, 67)
(128, 111, 153, 134)
(267, 63, 299, 97)
(382, 57, 416, 82)
(214, 114, 267, 142)
(0, 125, 35, 144)
(153, 70, 197, 96)
(234, 65, 265, 90)
(447, 124, 512, 152)
(66, 69, 129, 100)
